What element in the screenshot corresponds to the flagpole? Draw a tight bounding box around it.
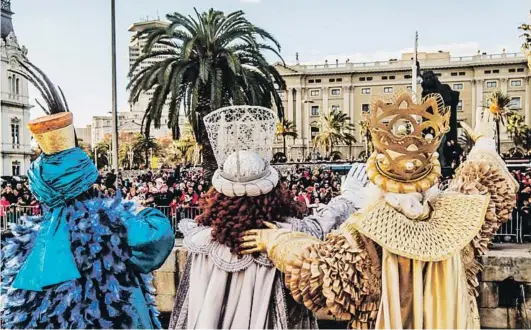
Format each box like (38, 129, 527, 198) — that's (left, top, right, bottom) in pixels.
(412, 31, 418, 94)
(111, 0, 119, 172)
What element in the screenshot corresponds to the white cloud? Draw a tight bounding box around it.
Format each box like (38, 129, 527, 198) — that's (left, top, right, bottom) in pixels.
(291, 42, 516, 66)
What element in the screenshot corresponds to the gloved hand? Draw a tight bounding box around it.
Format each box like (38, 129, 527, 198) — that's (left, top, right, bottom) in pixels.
(239, 221, 287, 254)
(340, 163, 367, 203)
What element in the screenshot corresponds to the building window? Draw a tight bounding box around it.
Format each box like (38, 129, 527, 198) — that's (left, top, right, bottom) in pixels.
(509, 68, 516, 73)
(493, 69, 499, 74)
(457, 100, 463, 111)
(510, 79, 522, 87)
(367, 77, 373, 81)
(310, 89, 320, 97)
(311, 105, 320, 116)
(459, 72, 466, 76)
(9, 74, 20, 95)
(336, 78, 342, 82)
(331, 105, 340, 112)
(453, 83, 464, 90)
(510, 97, 522, 109)
(517, 68, 525, 72)
(389, 75, 396, 80)
(382, 76, 388, 80)
(311, 123, 320, 140)
(404, 74, 412, 79)
(451, 72, 458, 76)
(309, 79, 315, 83)
(11, 118, 20, 146)
(486, 81, 498, 88)
(315, 79, 322, 83)
(361, 88, 371, 94)
(383, 87, 393, 94)
(329, 78, 335, 82)
(362, 104, 370, 112)
(359, 77, 366, 81)
(331, 88, 341, 96)
(12, 161, 21, 176)
(484, 70, 492, 74)
(407, 86, 412, 90)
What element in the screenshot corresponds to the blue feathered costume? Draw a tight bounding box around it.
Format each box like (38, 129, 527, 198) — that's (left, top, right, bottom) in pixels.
(1, 148, 174, 329)
(0, 59, 174, 329)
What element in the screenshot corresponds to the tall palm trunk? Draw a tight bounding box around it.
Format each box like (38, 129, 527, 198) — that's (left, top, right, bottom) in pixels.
(496, 120, 501, 155)
(197, 84, 216, 184)
(144, 147, 149, 168)
(283, 134, 287, 156)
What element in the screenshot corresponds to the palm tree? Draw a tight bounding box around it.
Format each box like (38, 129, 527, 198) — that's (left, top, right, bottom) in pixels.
(175, 124, 202, 165)
(276, 119, 298, 157)
(519, 11, 531, 70)
(312, 110, 356, 159)
(506, 112, 531, 151)
(133, 134, 161, 168)
(486, 91, 513, 154)
(127, 8, 286, 180)
(358, 118, 373, 160)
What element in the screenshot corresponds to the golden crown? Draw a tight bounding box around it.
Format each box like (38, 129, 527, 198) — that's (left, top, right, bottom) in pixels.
(365, 91, 450, 193)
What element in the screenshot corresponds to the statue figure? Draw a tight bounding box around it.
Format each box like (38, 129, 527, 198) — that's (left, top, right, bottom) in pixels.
(6, 31, 18, 47)
(421, 70, 460, 168)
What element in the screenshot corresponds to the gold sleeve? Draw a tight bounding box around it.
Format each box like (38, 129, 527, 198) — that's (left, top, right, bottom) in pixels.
(266, 229, 381, 327)
(447, 149, 517, 296)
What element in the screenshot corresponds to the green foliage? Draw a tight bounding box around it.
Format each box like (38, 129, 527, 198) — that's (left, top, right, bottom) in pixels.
(313, 110, 356, 158)
(276, 119, 298, 155)
(127, 8, 286, 175)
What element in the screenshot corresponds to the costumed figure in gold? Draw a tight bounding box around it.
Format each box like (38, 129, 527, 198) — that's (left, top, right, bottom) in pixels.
(241, 91, 518, 329)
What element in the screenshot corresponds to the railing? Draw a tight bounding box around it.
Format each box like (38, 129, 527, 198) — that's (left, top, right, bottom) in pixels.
(0, 206, 41, 232)
(1, 92, 30, 104)
(294, 52, 526, 72)
(154, 206, 201, 235)
(0, 204, 201, 236)
(0, 200, 526, 243)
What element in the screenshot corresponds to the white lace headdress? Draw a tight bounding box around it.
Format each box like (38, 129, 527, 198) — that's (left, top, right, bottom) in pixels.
(204, 106, 279, 196)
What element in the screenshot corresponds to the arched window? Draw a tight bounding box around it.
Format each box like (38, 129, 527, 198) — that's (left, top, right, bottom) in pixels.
(15, 77, 20, 95)
(8, 75, 12, 94)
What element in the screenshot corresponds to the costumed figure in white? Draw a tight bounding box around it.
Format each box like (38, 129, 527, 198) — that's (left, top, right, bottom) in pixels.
(169, 106, 368, 329)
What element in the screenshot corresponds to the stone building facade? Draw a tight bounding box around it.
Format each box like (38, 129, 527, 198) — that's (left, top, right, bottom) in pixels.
(273, 51, 531, 159)
(0, 0, 32, 176)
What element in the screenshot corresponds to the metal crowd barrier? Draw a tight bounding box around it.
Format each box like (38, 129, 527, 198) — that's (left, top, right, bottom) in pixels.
(1, 206, 41, 232)
(0, 204, 201, 236)
(1, 202, 527, 243)
(154, 206, 201, 234)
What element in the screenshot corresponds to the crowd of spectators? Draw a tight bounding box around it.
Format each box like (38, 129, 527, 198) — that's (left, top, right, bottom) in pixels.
(3, 160, 531, 242)
(1, 180, 41, 221)
(1, 164, 346, 228)
(280, 165, 343, 213)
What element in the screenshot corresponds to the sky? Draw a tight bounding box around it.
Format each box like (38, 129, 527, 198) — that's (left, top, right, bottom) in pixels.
(10, 0, 531, 127)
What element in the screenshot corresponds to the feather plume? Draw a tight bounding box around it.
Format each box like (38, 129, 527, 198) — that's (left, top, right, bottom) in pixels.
(8, 58, 69, 115)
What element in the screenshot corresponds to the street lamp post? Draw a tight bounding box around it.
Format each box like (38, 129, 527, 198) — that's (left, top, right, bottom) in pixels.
(110, 0, 119, 172)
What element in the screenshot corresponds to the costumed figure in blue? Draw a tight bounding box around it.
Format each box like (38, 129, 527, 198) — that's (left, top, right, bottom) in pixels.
(0, 58, 175, 329)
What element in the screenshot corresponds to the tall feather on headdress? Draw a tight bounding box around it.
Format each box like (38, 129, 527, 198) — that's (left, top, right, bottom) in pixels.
(8, 57, 70, 115)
